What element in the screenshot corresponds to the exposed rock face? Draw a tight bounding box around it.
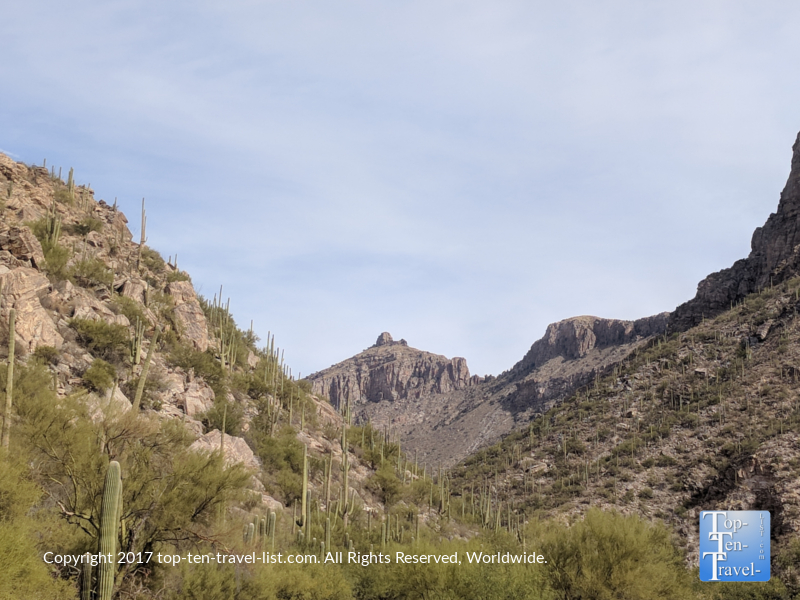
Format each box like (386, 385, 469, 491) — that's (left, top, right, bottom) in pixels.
(511, 314, 670, 374)
(0, 266, 62, 353)
(0, 226, 45, 269)
(672, 131, 800, 330)
(167, 280, 209, 351)
(189, 430, 260, 470)
(311, 316, 668, 467)
(307, 334, 477, 409)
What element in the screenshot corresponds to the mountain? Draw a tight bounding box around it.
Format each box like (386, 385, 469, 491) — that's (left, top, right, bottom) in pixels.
(307, 314, 669, 467)
(308, 331, 482, 408)
(671, 130, 800, 330)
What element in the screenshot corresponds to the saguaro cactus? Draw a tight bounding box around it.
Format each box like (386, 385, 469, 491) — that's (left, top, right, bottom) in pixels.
(132, 326, 161, 411)
(299, 444, 308, 529)
(1, 308, 15, 449)
(268, 511, 276, 551)
(341, 422, 350, 528)
(81, 554, 92, 600)
(98, 461, 122, 600)
(325, 517, 331, 550)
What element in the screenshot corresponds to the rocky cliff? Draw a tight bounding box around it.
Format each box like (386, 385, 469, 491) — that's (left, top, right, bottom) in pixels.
(672, 131, 800, 330)
(308, 332, 480, 409)
(308, 315, 668, 467)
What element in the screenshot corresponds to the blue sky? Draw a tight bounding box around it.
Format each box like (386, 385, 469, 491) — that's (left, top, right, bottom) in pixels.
(2, 1, 800, 377)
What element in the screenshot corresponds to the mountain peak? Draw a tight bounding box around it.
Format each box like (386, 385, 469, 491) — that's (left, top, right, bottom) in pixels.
(372, 332, 407, 347)
(672, 130, 800, 330)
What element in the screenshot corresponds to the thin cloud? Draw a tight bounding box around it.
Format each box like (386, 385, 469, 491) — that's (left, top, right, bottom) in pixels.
(2, 1, 800, 375)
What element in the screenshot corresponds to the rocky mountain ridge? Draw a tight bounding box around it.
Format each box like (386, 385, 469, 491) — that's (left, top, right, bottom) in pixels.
(672, 130, 800, 330)
(308, 332, 481, 409)
(307, 315, 669, 467)
(0, 153, 381, 516)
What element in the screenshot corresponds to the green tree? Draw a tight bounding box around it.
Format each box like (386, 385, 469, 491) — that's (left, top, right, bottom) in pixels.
(539, 509, 693, 600)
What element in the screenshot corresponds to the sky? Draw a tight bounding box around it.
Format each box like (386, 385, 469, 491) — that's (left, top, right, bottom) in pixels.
(2, 1, 800, 378)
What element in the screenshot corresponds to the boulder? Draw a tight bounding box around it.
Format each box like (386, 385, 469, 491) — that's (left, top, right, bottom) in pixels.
(181, 379, 215, 417)
(120, 278, 147, 304)
(189, 430, 260, 469)
(261, 495, 284, 511)
(70, 287, 130, 326)
(0, 226, 45, 269)
(167, 281, 209, 351)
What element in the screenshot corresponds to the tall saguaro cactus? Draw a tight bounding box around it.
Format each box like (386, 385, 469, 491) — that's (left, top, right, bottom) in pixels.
(1, 309, 15, 449)
(98, 461, 122, 600)
(341, 422, 350, 529)
(81, 555, 92, 600)
(132, 326, 161, 411)
(300, 444, 308, 530)
(137, 198, 146, 270)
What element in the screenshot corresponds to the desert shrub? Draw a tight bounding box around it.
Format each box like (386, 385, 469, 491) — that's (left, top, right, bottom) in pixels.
(566, 437, 586, 455)
(69, 318, 129, 362)
(201, 396, 243, 435)
(540, 508, 692, 600)
(166, 270, 190, 283)
(273, 468, 303, 504)
(27, 217, 71, 279)
(254, 426, 304, 474)
(240, 562, 352, 600)
(111, 295, 149, 326)
(32, 345, 59, 365)
(0, 455, 73, 600)
(168, 345, 225, 396)
(53, 188, 73, 205)
(66, 216, 103, 236)
(82, 359, 116, 393)
(141, 246, 165, 273)
(122, 371, 167, 411)
(4, 362, 250, 593)
(71, 257, 113, 288)
(367, 463, 402, 508)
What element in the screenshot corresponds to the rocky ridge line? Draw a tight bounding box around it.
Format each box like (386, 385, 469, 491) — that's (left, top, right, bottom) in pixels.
(672, 131, 800, 330)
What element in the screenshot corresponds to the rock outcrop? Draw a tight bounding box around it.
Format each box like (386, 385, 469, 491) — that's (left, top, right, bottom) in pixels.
(308, 316, 668, 467)
(0, 226, 45, 269)
(167, 280, 210, 351)
(510, 314, 670, 374)
(0, 266, 63, 354)
(189, 429, 260, 470)
(672, 131, 800, 330)
(307, 333, 478, 409)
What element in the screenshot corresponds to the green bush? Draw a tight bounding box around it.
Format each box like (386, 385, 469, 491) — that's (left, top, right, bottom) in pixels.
(111, 295, 150, 326)
(27, 217, 71, 279)
(201, 397, 243, 435)
(141, 247, 166, 273)
(122, 370, 167, 411)
(367, 463, 402, 508)
(168, 345, 225, 396)
(540, 508, 692, 599)
(82, 359, 116, 393)
(71, 257, 113, 288)
(166, 270, 190, 283)
(32, 345, 59, 365)
(53, 188, 73, 205)
(64, 216, 103, 238)
(69, 318, 129, 362)
(0, 455, 73, 599)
